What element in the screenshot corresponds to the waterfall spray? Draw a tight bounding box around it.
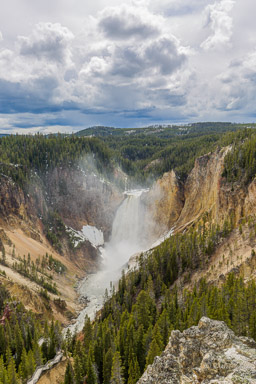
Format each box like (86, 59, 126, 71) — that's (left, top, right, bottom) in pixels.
(65, 189, 150, 334)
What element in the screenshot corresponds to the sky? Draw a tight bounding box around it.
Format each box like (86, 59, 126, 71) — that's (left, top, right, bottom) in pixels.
(0, 0, 255, 133)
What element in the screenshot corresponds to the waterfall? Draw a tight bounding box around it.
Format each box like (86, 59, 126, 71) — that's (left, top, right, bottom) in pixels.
(64, 189, 149, 334)
(104, 190, 147, 269)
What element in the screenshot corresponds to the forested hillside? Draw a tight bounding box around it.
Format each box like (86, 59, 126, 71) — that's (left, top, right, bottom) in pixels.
(0, 283, 62, 383)
(0, 135, 113, 188)
(1, 125, 256, 383)
(64, 214, 256, 384)
(76, 123, 256, 183)
(61, 127, 256, 384)
(0, 124, 255, 190)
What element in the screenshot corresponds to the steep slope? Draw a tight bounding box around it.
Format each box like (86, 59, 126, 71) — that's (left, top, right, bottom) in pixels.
(0, 164, 123, 323)
(175, 146, 232, 230)
(138, 317, 256, 384)
(142, 170, 184, 240)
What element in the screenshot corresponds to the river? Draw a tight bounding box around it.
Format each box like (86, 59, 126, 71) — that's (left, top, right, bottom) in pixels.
(64, 189, 150, 336)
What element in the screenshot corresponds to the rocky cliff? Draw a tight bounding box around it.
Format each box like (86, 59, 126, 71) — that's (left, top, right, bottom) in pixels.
(0, 165, 123, 322)
(138, 317, 256, 384)
(142, 170, 184, 240)
(151, 145, 256, 234)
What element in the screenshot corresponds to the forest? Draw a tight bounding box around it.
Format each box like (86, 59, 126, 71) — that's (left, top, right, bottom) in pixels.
(0, 283, 62, 384)
(0, 135, 113, 188)
(0, 123, 254, 191)
(62, 212, 256, 384)
(1, 124, 256, 383)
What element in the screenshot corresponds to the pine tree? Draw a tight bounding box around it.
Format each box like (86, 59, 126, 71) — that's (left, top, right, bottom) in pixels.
(18, 348, 28, 383)
(0, 356, 8, 384)
(135, 325, 145, 373)
(86, 355, 97, 384)
(127, 355, 140, 384)
(73, 355, 83, 384)
(146, 337, 162, 366)
(64, 360, 74, 384)
(1, 247, 6, 265)
(7, 357, 19, 384)
(83, 316, 93, 352)
(103, 348, 113, 384)
(48, 321, 57, 360)
(249, 310, 256, 340)
(5, 346, 12, 367)
(27, 350, 36, 378)
(0, 326, 6, 356)
(110, 351, 124, 384)
(14, 322, 24, 367)
(32, 341, 43, 367)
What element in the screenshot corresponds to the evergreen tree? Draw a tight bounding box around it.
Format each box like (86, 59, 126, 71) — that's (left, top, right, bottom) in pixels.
(0, 356, 8, 384)
(27, 350, 36, 378)
(110, 352, 124, 384)
(73, 355, 83, 384)
(64, 360, 74, 384)
(86, 355, 97, 384)
(103, 348, 113, 384)
(14, 322, 24, 367)
(83, 317, 93, 351)
(127, 355, 140, 384)
(146, 337, 162, 366)
(7, 357, 19, 384)
(32, 341, 43, 367)
(18, 348, 28, 383)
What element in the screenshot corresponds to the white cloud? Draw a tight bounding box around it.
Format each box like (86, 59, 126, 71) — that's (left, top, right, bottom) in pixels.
(18, 22, 74, 63)
(99, 4, 161, 40)
(216, 50, 256, 112)
(201, 0, 235, 50)
(0, 0, 256, 132)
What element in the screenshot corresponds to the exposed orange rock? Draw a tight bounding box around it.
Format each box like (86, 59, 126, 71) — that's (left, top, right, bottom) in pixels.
(142, 170, 184, 240)
(176, 147, 231, 230)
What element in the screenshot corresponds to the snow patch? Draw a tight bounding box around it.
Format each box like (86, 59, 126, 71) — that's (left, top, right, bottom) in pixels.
(66, 225, 104, 248)
(82, 225, 104, 248)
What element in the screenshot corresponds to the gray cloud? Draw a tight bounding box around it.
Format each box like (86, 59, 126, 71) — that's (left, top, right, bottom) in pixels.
(145, 38, 186, 75)
(0, 0, 256, 133)
(99, 4, 161, 40)
(18, 22, 74, 63)
(201, 0, 235, 50)
(107, 37, 186, 78)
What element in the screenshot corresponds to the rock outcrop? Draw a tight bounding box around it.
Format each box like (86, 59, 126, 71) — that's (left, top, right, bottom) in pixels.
(142, 170, 184, 240)
(137, 317, 256, 384)
(176, 147, 232, 230)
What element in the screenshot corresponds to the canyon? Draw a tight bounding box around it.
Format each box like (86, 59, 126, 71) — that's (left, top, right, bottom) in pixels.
(1, 144, 256, 323)
(1, 138, 256, 383)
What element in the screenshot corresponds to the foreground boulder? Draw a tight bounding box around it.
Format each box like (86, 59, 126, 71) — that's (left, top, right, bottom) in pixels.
(137, 317, 256, 383)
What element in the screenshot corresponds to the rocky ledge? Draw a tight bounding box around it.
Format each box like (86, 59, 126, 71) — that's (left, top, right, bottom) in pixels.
(137, 317, 256, 383)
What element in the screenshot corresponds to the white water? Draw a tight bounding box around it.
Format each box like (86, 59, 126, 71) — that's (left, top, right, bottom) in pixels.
(81, 225, 104, 248)
(64, 189, 150, 335)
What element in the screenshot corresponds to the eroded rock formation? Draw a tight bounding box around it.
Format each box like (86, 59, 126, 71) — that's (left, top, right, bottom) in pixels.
(138, 317, 256, 384)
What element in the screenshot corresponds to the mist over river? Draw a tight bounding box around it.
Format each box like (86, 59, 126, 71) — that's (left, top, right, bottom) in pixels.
(65, 189, 151, 335)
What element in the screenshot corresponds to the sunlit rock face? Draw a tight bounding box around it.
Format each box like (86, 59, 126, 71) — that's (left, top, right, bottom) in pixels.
(137, 317, 256, 384)
(141, 170, 184, 241)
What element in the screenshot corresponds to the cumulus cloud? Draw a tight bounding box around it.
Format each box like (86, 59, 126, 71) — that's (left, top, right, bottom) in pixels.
(216, 50, 256, 111)
(99, 4, 161, 39)
(0, 0, 256, 132)
(201, 0, 235, 50)
(0, 1, 189, 121)
(18, 22, 74, 63)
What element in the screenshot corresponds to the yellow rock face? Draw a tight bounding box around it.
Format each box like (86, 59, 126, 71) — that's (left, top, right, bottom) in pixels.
(142, 169, 184, 240)
(176, 147, 230, 229)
